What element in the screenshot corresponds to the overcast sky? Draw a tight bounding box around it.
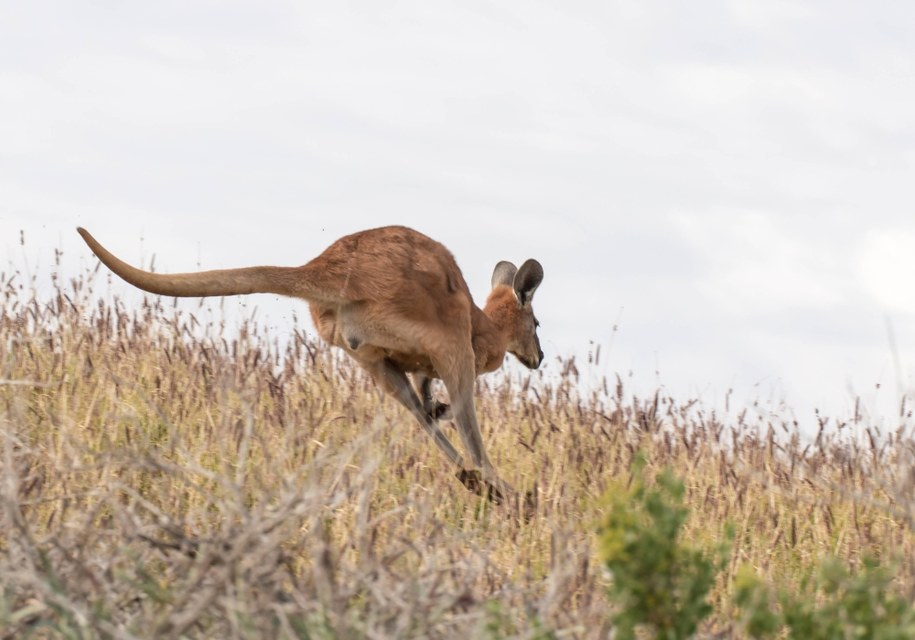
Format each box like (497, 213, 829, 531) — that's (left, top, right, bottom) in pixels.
(3, 1, 915, 429)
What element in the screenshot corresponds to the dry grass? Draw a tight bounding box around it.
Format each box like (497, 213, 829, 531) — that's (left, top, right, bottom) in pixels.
(2, 261, 915, 638)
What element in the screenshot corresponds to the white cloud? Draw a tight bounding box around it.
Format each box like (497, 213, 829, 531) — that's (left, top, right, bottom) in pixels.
(727, 0, 816, 29)
(671, 210, 846, 316)
(857, 228, 915, 316)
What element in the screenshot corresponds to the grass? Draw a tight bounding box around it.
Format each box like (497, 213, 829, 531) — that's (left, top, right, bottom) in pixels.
(2, 259, 915, 638)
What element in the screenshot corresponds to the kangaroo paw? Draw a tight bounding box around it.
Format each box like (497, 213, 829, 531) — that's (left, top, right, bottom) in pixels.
(456, 469, 505, 505)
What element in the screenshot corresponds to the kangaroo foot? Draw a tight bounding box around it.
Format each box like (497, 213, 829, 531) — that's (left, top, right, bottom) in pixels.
(457, 469, 504, 505)
(456, 470, 538, 520)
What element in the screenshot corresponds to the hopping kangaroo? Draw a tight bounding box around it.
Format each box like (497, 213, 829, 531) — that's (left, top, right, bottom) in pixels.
(77, 226, 543, 502)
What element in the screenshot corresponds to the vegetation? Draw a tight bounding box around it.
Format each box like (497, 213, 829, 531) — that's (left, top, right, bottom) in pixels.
(598, 457, 915, 639)
(2, 258, 915, 638)
(598, 454, 730, 639)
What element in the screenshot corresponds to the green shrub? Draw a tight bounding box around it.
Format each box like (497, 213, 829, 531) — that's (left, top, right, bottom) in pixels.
(599, 457, 915, 640)
(735, 556, 915, 639)
(597, 454, 729, 639)
(732, 566, 780, 638)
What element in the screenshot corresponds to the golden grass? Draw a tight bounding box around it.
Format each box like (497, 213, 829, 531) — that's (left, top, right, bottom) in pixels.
(2, 263, 914, 638)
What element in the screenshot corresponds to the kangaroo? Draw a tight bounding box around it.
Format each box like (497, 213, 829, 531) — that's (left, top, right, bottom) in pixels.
(76, 225, 543, 503)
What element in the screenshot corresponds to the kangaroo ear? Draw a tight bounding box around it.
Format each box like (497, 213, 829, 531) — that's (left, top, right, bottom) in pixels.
(513, 259, 543, 306)
(491, 261, 518, 290)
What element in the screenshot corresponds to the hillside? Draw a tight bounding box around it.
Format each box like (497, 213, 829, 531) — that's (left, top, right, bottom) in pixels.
(2, 268, 914, 638)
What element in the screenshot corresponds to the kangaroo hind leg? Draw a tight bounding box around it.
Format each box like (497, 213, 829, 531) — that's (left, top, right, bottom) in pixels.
(362, 358, 465, 469)
(431, 349, 514, 502)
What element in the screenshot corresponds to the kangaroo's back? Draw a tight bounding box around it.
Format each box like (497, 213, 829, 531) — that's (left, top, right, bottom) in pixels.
(304, 226, 471, 308)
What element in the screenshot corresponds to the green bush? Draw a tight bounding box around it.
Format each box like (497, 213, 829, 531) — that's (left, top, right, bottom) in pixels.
(599, 456, 915, 640)
(597, 454, 729, 639)
(735, 556, 915, 639)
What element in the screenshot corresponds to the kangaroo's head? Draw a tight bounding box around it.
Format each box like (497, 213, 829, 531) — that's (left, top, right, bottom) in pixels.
(489, 259, 544, 369)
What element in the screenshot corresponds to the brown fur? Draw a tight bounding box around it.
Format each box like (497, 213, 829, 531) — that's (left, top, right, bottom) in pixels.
(76, 225, 544, 499)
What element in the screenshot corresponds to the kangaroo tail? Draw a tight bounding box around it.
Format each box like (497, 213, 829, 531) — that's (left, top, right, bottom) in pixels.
(77, 227, 308, 299)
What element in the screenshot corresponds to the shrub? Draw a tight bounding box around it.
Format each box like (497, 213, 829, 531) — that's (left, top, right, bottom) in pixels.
(735, 556, 915, 639)
(597, 453, 729, 639)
